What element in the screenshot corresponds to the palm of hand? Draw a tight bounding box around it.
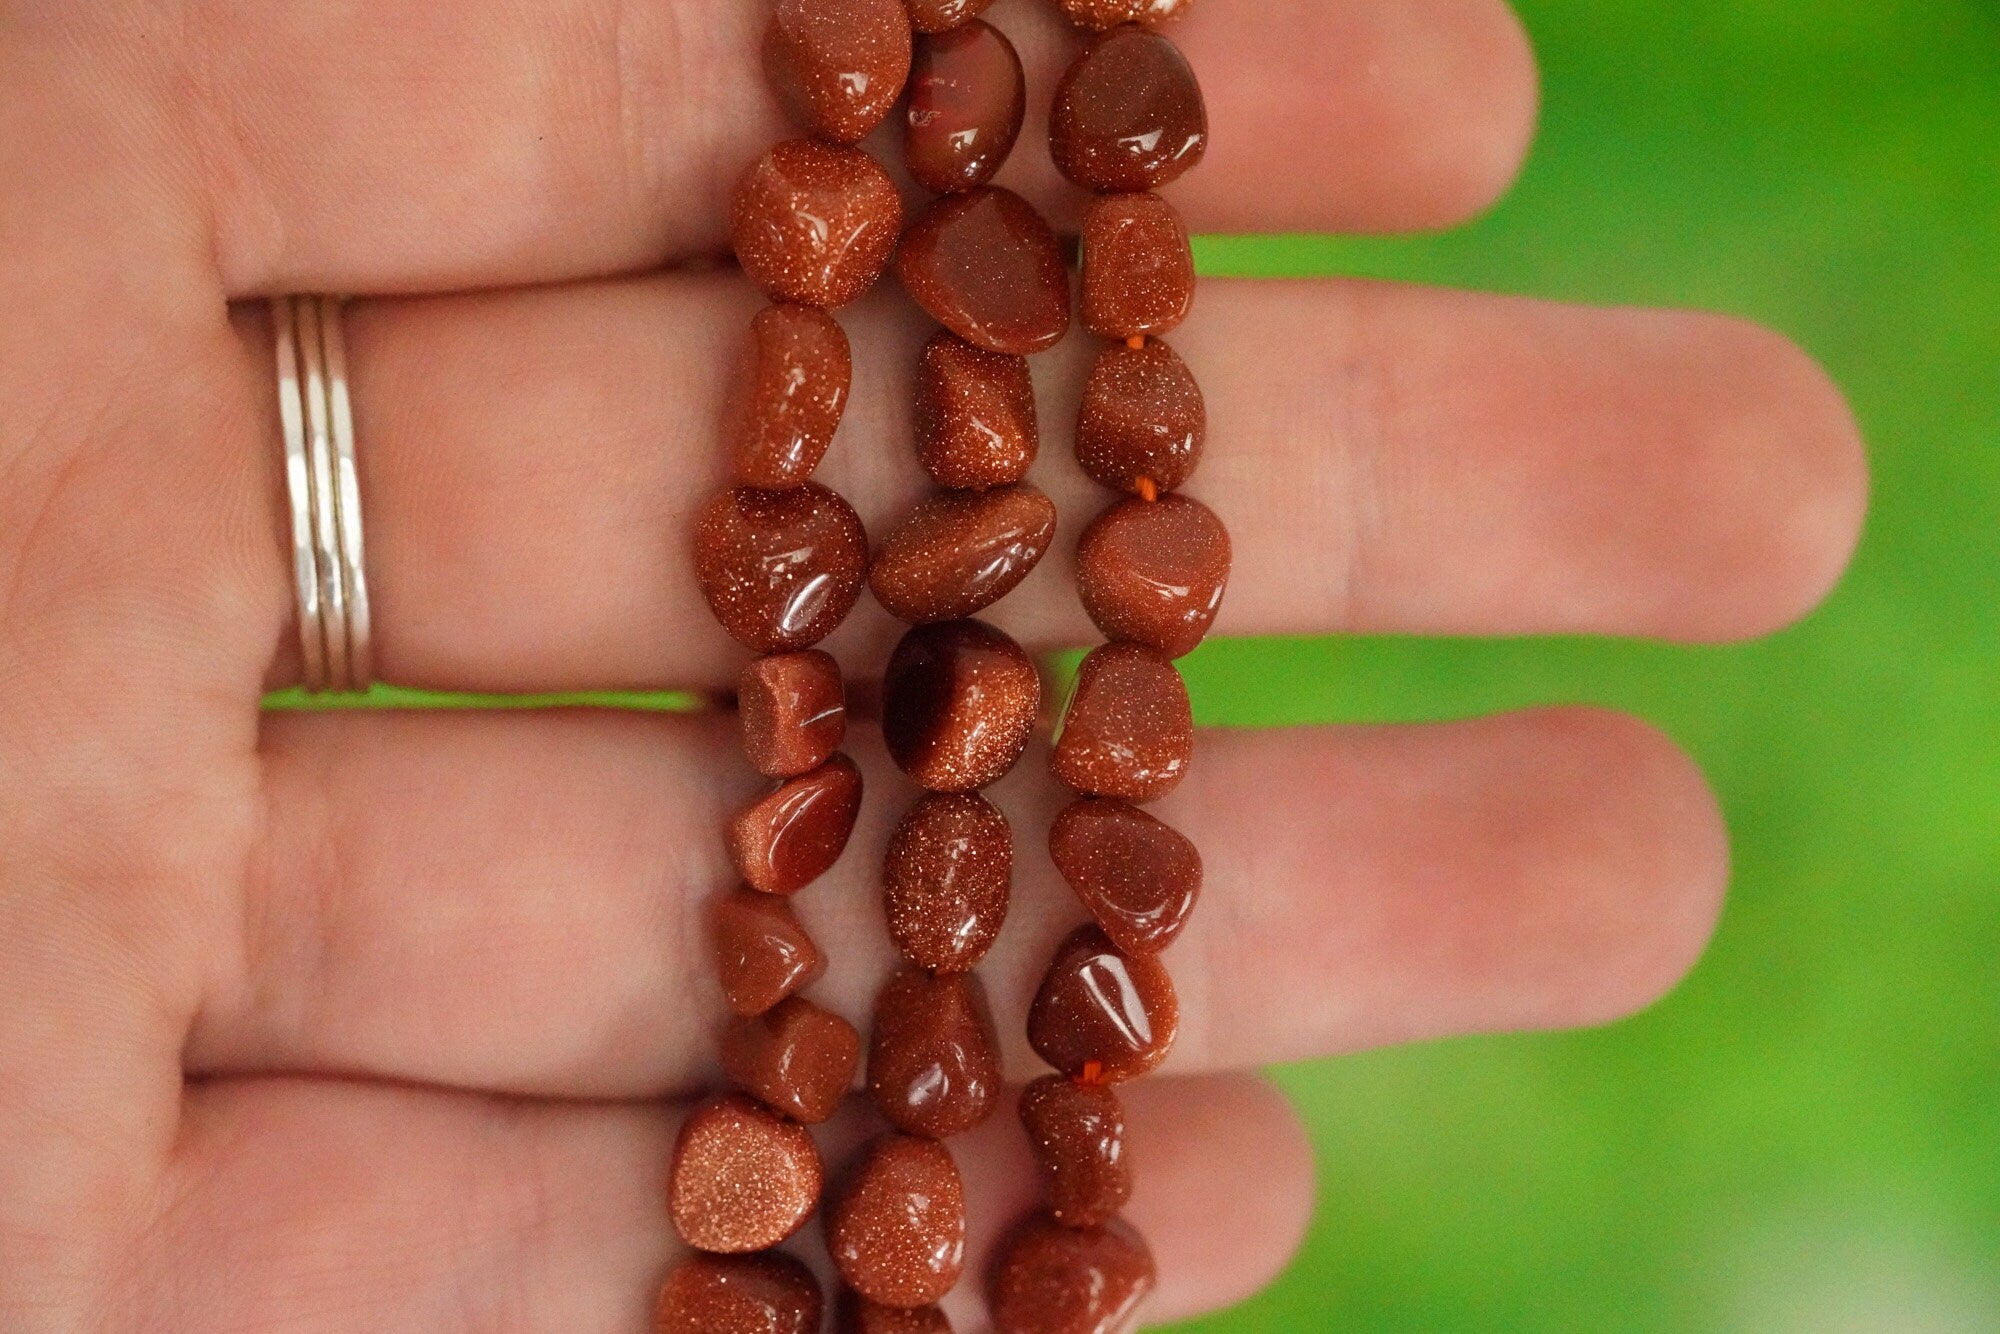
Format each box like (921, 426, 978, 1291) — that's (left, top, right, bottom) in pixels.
(0, 1, 1863, 1328)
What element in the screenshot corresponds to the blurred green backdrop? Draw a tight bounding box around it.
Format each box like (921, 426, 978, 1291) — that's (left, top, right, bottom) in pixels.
(1170, 0, 2000, 1329)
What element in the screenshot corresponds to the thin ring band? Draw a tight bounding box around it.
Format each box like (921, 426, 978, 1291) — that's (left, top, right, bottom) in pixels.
(319, 298, 374, 690)
(273, 297, 327, 692)
(299, 298, 351, 689)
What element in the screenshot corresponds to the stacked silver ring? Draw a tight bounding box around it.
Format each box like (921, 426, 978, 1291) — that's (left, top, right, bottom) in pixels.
(275, 295, 374, 693)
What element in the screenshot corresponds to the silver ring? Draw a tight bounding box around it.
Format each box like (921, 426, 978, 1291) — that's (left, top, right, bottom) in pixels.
(274, 295, 373, 692)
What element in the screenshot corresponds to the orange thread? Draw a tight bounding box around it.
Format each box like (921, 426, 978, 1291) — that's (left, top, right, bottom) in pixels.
(1135, 477, 1159, 503)
(1126, 334, 1147, 350)
(1079, 1060, 1106, 1086)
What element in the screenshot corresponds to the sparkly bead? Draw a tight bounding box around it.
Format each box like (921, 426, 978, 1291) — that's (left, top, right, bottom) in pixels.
(1050, 643, 1193, 801)
(914, 333, 1038, 491)
(906, 21, 1025, 194)
(1018, 1075, 1132, 1228)
(836, 1289, 954, 1332)
(1056, 0, 1195, 30)
(828, 1135, 968, 1308)
(1048, 797, 1200, 956)
(656, 1251, 823, 1334)
(668, 1093, 823, 1254)
(694, 484, 867, 653)
(1026, 924, 1179, 1082)
(1080, 192, 1194, 340)
(897, 188, 1072, 355)
(1075, 339, 1205, 496)
(722, 996, 862, 1125)
(1050, 27, 1207, 192)
(988, 1212, 1156, 1333)
(883, 792, 1012, 973)
(727, 304, 851, 491)
(739, 650, 848, 779)
(1075, 493, 1230, 659)
(868, 968, 1002, 1138)
(764, 0, 912, 144)
(710, 887, 826, 1016)
(869, 484, 1057, 625)
(904, 0, 994, 33)
(727, 754, 864, 895)
(883, 620, 1041, 793)
(733, 140, 902, 309)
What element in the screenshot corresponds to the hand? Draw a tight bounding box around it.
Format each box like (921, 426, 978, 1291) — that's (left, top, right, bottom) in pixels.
(0, 1, 1864, 1328)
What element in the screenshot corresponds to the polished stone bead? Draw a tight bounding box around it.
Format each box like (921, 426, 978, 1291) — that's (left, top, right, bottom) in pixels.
(906, 21, 1024, 194)
(711, 886, 826, 1016)
(988, 1213, 1156, 1334)
(836, 1289, 953, 1332)
(905, 0, 994, 33)
(765, 0, 911, 144)
(1056, 0, 1195, 29)
(869, 485, 1057, 624)
(897, 188, 1072, 355)
(1018, 1075, 1132, 1228)
(1048, 797, 1200, 956)
(727, 754, 864, 895)
(740, 650, 848, 779)
(1074, 339, 1204, 495)
(883, 620, 1041, 793)
(734, 140, 902, 308)
(1027, 924, 1179, 1082)
(1075, 492, 1230, 659)
(868, 968, 1002, 1138)
(828, 1135, 967, 1308)
(883, 791, 1012, 973)
(656, 1251, 823, 1334)
(1080, 192, 1194, 340)
(668, 1093, 824, 1254)
(1050, 27, 1207, 192)
(914, 333, 1038, 491)
(722, 995, 862, 1125)
(727, 304, 851, 490)
(1050, 643, 1192, 801)
(695, 484, 868, 653)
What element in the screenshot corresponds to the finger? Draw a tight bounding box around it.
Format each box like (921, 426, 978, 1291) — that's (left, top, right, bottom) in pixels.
(191, 705, 1725, 1097)
(167, 0, 1536, 295)
(153, 1072, 1310, 1330)
(233, 271, 1865, 693)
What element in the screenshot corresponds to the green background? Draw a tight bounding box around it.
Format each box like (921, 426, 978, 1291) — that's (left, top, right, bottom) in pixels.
(274, 1, 2000, 1327)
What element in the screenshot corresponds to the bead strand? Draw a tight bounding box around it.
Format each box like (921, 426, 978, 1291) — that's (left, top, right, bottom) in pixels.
(662, 2, 916, 1330)
(993, 4, 1223, 1331)
(826, 5, 1073, 1327)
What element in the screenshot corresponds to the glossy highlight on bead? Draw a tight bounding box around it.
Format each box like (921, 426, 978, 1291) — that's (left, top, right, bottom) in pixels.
(1050, 26, 1208, 192)
(1027, 924, 1180, 1082)
(906, 20, 1025, 194)
(726, 753, 864, 894)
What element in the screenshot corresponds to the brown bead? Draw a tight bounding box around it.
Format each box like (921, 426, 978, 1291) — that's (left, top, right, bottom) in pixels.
(695, 484, 868, 653)
(1050, 643, 1192, 801)
(723, 996, 862, 1125)
(914, 333, 1038, 491)
(740, 650, 848, 779)
(906, 22, 1024, 195)
(828, 1135, 967, 1308)
(1050, 27, 1207, 193)
(868, 969, 1002, 1138)
(1080, 193, 1194, 340)
(728, 304, 851, 490)
(837, 1290, 953, 1333)
(765, 0, 911, 145)
(897, 188, 1072, 356)
(883, 620, 1041, 793)
(657, 1251, 823, 1334)
(988, 1213, 1156, 1334)
(869, 485, 1057, 624)
(668, 1093, 823, 1254)
(1027, 924, 1179, 1082)
(734, 140, 902, 309)
(1018, 1075, 1132, 1228)
(1075, 339, 1205, 495)
(883, 792, 1012, 973)
(905, 0, 994, 33)
(711, 887, 827, 1016)
(728, 754, 865, 895)
(1075, 493, 1230, 659)
(1048, 798, 1200, 957)
(1056, 0, 1195, 30)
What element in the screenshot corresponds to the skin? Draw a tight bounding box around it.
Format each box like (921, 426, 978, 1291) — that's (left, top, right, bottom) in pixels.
(0, 0, 1867, 1329)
